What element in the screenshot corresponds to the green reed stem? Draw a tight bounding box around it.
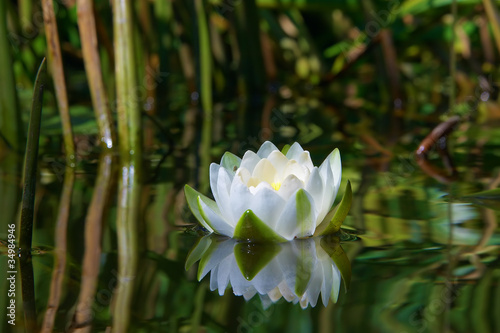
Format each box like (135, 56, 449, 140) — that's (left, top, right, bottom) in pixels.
(19, 58, 46, 254)
(0, 0, 21, 150)
(41, 0, 75, 165)
(19, 0, 32, 34)
(449, 0, 457, 113)
(113, 0, 142, 331)
(77, 0, 116, 149)
(194, 0, 212, 192)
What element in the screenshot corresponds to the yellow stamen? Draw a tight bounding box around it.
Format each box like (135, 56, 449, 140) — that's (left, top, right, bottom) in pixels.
(271, 182, 281, 191)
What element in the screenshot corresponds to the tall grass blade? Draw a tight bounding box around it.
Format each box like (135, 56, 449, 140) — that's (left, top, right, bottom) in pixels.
(19, 57, 47, 333)
(19, 58, 46, 254)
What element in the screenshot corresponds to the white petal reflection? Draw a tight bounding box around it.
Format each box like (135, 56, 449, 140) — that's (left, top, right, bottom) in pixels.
(187, 235, 350, 309)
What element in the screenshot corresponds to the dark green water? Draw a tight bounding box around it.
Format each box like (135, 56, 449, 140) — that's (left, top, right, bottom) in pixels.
(1, 98, 500, 333)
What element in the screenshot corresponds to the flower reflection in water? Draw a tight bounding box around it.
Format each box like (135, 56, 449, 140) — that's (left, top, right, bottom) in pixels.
(186, 235, 351, 309)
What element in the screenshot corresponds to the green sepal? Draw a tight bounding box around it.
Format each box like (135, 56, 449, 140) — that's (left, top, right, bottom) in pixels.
(316, 180, 352, 236)
(281, 144, 291, 155)
(196, 237, 224, 281)
(184, 184, 214, 232)
(294, 240, 314, 297)
(185, 235, 212, 271)
(296, 189, 313, 235)
(234, 242, 281, 281)
(234, 210, 287, 243)
(221, 152, 241, 176)
(320, 236, 351, 291)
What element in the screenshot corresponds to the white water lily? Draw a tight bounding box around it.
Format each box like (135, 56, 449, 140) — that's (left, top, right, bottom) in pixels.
(185, 141, 351, 242)
(185, 235, 350, 309)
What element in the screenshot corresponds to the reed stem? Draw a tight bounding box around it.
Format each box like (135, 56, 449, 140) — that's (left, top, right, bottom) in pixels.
(482, 0, 500, 55)
(41, 0, 75, 165)
(112, 0, 142, 331)
(0, 0, 21, 150)
(77, 0, 116, 149)
(41, 167, 74, 333)
(72, 153, 113, 333)
(194, 0, 212, 192)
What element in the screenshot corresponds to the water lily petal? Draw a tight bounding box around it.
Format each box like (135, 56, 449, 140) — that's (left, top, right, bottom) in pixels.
(256, 141, 279, 158)
(285, 142, 304, 160)
(240, 151, 261, 173)
(268, 286, 283, 302)
(210, 163, 221, 209)
(198, 196, 234, 237)
(242, 286, 257, 300)
(277, 174, 304, 200)
(275, 189, 317, 240)
(210, 266, 219, 291)
(296, 151, 314, 172)
(216, 166, 234, 223)
(197, 239, 235, 280)
(229, 176, 254, 224)
(235, 167, 251, 185)
(250, 258, 283, 294)
(305, 167, 324, 223)
(277, 280, 296, 302)
(252, 158, 277, 185)
(248, 186, 286, 230)
(283, 159, 309, 183)
(331, 263, 341, 303)
(230, 261, 254, 296)
(329, 148, 342, 189)
(318, 159, 335, 218)
(267, 150, 289, 174)
(220, 151, 241, 177)
(304, 267, 322, 307)
(216, 255, 233, 295)
(320, 259, 333, 306)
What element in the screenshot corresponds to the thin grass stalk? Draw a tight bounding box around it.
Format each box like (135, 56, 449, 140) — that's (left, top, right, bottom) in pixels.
(41, 0, 75, 165)
(77, 0, 116, 149)
(112, 0, 142, 331)
(41, 167, 74, 333)
(0, 0, 21, 150)
(482, 0, 500, 55)
(72, 153, 113, 333)
(194, 0, 212, 192)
